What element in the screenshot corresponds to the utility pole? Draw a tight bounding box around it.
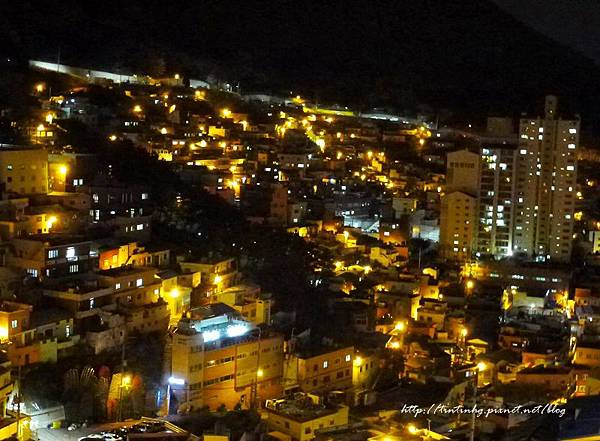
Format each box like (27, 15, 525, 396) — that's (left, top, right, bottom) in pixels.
(118, 329, 128, 421)
(469, 373, 477, 441)
(251, 328, 262, 409)
(16, 365, 21, 441)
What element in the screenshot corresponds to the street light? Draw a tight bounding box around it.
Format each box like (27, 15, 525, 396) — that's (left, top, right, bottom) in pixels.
(118, 374, 132, 421)
(166, 376, 187, 416)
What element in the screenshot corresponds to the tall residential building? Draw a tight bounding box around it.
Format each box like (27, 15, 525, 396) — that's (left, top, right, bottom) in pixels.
(512, 96, 579, 262)
(445, 149, 479, 194)
(440, 191, 477, 261)
(475, 142, 518, 258)
(440, 150, 479, 261)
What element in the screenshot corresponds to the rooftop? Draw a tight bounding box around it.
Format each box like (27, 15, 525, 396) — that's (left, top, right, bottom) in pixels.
(98, 266, 156, 277)
(264, 394, 344, 422)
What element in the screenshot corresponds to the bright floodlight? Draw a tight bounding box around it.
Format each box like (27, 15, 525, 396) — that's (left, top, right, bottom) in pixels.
(202, 330, 221, 342)
(226, 324, 248, 338)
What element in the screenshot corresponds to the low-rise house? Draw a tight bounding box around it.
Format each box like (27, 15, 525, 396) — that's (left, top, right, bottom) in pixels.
(262, 394, 349, 441)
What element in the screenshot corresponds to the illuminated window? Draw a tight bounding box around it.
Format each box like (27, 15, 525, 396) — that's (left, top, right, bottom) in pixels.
(48, 249, 58, 259)
(323, 361, 329, 369)
(66, 247, 75, 259)
(11, 320, 17, 329)
(136, 278, 143, 287)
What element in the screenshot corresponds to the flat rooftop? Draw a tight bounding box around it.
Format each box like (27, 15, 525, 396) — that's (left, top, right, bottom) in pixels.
(265, 395, 343, 422)
(98, 266, 156, 277)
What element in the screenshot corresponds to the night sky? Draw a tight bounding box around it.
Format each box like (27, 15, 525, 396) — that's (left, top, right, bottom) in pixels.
(493, 0, 600, 64)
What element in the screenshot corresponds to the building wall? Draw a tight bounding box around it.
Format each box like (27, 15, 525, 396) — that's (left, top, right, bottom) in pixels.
(171, 332, 284, 410)
(476, 144, 517, 258)
(440, 191, 477, 261)
(446, 149, 479, 194)
(513, 96, 578, 262)
(573, 347, 600, 367)
(296, 347, 354, 394)
(263, 405, 349, 441)
(0, 148, 49, 195)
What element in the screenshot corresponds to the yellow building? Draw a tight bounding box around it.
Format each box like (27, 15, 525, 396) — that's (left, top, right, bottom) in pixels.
(439, 191, 477, 261)
(262, 394, 349, 441)
(292, 346, 354, 395)
(0, 301, 79, 367)
(352, 351, 380, 405)
(170, 304, 283, 411)
(157, 270, 191, 326)
(210, 284, 271, 325)
(0, 147, 49, 196)
(573, 344, 600, 367)
(97, 267, 170, 334)
(180, 257, 238, 293)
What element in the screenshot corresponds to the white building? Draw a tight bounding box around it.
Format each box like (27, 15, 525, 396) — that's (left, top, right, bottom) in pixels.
(513, 96, 579, 261)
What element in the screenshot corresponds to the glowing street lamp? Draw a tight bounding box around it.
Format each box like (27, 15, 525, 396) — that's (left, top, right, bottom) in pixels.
(121, 375, 132, 388)
(118, 373, 132, 421)
(46, 215, 57, 230)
